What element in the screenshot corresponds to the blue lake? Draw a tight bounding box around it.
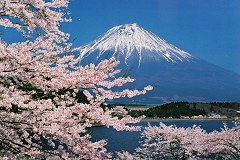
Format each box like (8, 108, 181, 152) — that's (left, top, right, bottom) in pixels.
(88, 120, 235, 154)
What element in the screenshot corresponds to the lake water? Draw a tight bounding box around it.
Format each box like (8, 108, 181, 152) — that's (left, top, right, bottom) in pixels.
(88, 120, 235, 154)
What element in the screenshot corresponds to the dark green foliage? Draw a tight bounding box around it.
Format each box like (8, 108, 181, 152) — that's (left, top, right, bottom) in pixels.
(10, 105, 20, 114)
(100, 104, 114, 110)
(145, 102, 206, 118)
(210, 106, 214, 112)
(75, 90, 88, 104)
(127, 110, 144, 117)
(210, 102, 239, 109)
(128, 102, 207, 118)
(128, 102, 240, 118)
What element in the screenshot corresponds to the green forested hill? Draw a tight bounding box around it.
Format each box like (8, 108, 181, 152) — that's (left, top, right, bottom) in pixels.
(128, 102, 240, 118)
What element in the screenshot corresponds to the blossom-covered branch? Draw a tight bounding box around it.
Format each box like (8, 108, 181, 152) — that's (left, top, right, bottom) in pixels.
(0, 0, 152, 159)
(117, 122, 240, 160)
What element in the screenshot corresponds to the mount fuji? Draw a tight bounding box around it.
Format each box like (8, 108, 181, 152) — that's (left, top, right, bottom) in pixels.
(73, 23, 240, 104)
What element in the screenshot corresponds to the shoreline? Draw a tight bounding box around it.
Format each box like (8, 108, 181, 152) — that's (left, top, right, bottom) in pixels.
(92, 118, 236, 127)
(141, 118, 235, 122)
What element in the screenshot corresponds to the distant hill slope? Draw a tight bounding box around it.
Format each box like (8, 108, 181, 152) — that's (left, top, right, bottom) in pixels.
(128, 102, 240, 118)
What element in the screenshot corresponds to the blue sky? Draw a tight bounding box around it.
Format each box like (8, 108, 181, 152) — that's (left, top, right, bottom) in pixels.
(64, 0, 240, 74)
(1, 0, 239, 74)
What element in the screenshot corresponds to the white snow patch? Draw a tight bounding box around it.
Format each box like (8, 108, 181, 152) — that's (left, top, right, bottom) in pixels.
(73, 23, 193, 65)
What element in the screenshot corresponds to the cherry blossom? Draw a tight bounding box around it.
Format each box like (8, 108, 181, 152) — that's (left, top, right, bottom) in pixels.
(117, 122, 240, 160)
(0, 0, 152, 159)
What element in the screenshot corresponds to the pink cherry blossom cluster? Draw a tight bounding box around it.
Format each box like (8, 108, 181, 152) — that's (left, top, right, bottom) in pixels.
(117, 122, 240, 160)
(0, 0, 152, 159)
(0, 0, 70, 39)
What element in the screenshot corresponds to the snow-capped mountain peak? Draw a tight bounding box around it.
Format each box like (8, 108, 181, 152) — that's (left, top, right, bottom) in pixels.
(73, 23, 193, 65)
(72, 24, 240, 103)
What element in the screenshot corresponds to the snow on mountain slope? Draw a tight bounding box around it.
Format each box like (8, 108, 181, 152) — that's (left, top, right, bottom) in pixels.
(72, 23, 240, 103)
(73, 23, 193, 65)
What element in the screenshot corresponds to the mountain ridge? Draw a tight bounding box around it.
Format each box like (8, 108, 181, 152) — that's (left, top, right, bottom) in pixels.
(72, 24, 240, 104)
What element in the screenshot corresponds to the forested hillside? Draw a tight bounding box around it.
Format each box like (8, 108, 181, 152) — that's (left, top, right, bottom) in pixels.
(128, 102, 240, 118)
